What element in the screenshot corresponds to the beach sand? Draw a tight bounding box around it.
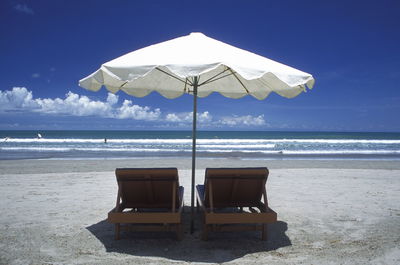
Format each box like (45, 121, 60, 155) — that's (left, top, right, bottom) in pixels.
(1, 158, 399, 264)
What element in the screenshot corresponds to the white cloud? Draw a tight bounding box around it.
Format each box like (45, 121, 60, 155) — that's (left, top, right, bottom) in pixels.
(165, 111, 212, 124)
(198, 112, 213, 123)
(165, 111, 265, 128)
(116, 100, 161, 120)
(0, 87, 161, 121)
(34, 91, 114, 117)
(0, 87, 267, 127)
(0, 87, 38, 110)
(14, 4, 34, 15)
(219, 115, 266, 126)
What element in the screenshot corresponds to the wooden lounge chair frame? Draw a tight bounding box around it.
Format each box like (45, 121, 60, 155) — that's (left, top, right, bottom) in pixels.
(196, 167, 277, 240)
(108, 168, 184, 240)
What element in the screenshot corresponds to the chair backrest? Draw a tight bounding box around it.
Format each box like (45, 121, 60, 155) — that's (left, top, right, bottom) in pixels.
(115, 168, 179, 209)
(204, 167, 268, 208)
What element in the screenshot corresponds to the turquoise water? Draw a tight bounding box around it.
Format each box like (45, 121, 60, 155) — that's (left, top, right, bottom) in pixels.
(1, 130, 400, 160)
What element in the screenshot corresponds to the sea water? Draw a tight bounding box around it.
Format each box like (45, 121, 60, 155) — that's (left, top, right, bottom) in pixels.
(1, 130, 400, 160)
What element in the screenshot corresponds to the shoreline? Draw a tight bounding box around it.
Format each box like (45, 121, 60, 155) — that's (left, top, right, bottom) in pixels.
(1, 158, 400, 175)
(2, 152, 400, 161)
(0, 158, 400, 175)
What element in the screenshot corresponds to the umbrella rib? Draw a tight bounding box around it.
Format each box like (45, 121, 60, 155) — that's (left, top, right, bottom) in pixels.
(198, 67, 231, 86)
(119, 81, 129, 89)
(228, 68, 250, 94)
(155, 67, 191, 85)
(201, 72, 236, 85)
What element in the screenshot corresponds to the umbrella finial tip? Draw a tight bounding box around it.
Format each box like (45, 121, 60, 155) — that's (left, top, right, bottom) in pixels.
(190, 32, 205, 36)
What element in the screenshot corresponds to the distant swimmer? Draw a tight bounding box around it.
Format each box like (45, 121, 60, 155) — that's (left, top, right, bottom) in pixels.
(37, 133, 42, 139)
(4, 137, 9, 141)
(104, 138, 107, 143)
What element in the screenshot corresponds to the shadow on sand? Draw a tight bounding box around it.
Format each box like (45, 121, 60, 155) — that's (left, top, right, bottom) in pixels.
(86, 206, 291, 263)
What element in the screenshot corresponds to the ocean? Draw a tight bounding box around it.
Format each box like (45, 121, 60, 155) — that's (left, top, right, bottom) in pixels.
(1, 130, 400, 160)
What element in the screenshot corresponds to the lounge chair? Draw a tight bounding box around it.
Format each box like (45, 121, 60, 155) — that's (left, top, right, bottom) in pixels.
(196, 167, 277, 240)
(108, 168, 184, 240)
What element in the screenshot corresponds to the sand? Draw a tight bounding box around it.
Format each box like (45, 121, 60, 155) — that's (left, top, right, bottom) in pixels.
(0, 158, 399, 264)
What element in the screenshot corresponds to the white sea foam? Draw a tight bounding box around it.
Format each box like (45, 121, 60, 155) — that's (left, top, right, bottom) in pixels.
(1, 147, 180, 152)
(1, 147, 72, 151)
(201, 150, 400, 155)
(280, 150, 400, 155)
(2, 138, 400, 144)
(197, 144, 275, 149)
(2, 147, 399, 155)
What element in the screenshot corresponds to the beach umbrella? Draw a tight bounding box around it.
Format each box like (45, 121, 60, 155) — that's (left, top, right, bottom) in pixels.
(79, 32, 315, 233)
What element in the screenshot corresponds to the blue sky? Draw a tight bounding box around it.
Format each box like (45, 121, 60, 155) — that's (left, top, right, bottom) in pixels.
(1, 0, 399, 132)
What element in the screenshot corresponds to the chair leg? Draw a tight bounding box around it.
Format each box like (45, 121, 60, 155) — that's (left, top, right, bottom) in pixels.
(261, 224, 267, 241)
(115, 223, 120, 240)
(202, 224, 209, 240)
(176, 224, 183, 241)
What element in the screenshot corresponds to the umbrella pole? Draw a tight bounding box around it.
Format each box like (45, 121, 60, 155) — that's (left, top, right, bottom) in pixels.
(190, 76, 198, 234)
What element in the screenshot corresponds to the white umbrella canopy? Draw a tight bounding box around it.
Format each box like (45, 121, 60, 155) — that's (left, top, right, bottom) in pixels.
(79, 32, 315, 233)
(80, 32, 314, 99)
